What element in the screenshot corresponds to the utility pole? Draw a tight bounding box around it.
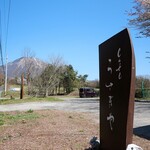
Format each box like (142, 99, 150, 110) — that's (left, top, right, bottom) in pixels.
(20, 73, 24, 99)
(4, 55, 8, 95)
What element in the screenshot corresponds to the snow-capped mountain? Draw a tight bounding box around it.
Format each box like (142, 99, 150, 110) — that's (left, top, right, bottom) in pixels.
(0, 57, 47, 78)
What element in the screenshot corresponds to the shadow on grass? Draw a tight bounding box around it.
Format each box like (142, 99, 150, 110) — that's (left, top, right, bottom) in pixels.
(133, 125, 150, 140)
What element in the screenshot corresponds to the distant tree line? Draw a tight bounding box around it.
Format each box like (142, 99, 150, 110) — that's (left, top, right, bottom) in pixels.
(135, 76, 150, 98)
(30, 62, 99, 97)
(7, 55, 98, 97)
(25, 57, 90, 97)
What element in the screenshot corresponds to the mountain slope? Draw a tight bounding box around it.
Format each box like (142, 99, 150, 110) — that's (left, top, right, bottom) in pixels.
(0, 57, 47, 78)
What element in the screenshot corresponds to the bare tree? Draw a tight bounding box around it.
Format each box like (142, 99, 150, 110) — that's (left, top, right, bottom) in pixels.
(22, 48, 35, 58)
(23, 49, 36, 95)
(14, 48, 36, 77)
(128, 0, 150, 37)
(35, 56, 66, 97)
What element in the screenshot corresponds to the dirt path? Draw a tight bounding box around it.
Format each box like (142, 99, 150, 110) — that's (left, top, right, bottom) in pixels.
(0, 97, 100, 124)
(0, 98, 150, 149)
(0, 110, 99, 150)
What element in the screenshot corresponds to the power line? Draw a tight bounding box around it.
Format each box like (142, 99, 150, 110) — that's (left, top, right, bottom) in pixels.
(5, 0, 11, 55)
(0, 10, 5, 75)
(0, 10, 2, 41)
(4, 0, 12, 94)
(0, 41, 5, 75)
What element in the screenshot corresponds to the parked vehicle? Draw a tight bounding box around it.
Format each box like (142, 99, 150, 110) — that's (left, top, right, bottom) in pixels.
(79, 87, 97, 98)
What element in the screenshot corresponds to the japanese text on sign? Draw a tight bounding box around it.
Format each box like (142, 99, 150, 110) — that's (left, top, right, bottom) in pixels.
(105, 48, 122, 131)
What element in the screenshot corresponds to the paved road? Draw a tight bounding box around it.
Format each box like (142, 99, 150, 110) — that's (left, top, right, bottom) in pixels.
(0, 97, 149, 128)
(0, 97, 99, 113)
(133, 101, 150, 140)
(134, 101, 150, 128)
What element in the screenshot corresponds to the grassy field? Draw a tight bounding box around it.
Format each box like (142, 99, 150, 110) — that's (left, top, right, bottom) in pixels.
(0, 109, 39, 126)
(0, 96, 63, 105)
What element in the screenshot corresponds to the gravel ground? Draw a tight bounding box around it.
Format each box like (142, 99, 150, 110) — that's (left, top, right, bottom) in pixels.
(0, 98, 100, 124)
(0, 110, 149, 150)
(0, 110, 99, 150)
(0, 97, 149, 149)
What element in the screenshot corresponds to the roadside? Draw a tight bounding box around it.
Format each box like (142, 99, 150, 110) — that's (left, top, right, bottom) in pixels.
(0, 97, 99, 124)
(0, 97, 150, 128)
(0, 109, 99, 150)
(0, 97, 149, 149)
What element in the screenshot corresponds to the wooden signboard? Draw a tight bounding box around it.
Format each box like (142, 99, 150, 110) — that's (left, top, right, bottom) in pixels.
(99, 28, 135, 150)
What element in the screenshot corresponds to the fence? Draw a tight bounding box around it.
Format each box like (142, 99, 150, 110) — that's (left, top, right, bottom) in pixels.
(135, 88, 150, 98)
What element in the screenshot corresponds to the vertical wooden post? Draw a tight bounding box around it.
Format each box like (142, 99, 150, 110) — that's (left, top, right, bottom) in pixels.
(20, 73, 24, 99)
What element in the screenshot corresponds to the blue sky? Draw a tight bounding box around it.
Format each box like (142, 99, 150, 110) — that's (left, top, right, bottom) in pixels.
(0, 0, 150, 80)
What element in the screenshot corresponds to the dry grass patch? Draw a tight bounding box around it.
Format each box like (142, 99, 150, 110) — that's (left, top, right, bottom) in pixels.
(0, 110, 99, 150)
(0, 110, 149, 150)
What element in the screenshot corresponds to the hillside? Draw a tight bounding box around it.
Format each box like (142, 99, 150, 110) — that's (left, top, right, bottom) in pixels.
(0, 57, 47, 79)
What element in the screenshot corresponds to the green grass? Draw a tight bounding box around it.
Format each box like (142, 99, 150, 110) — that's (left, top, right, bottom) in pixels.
(135, 97, 150, 101)
(0, 110, 39, 126)
(0, 96, 63, 105)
